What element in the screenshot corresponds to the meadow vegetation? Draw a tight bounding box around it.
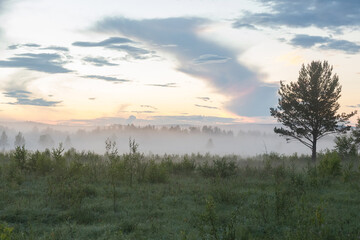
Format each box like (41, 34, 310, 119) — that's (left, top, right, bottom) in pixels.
(0, 139, 360, 239)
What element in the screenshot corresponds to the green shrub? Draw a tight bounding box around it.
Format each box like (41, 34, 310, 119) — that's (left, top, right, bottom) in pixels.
(334, 135, 357, 160)
(196, 196, 238, 240)
(28, 150, 53, 175)
(172, 155, 196, 174)
(12, 146, 27, 171)
(199, 158, 237, 178)
(5, 162, 24, 185)
(0, 222, 14, 240)
(318, 151, 341, 177)
(146, 160, 169, 183)
(47, 177, 94, 209)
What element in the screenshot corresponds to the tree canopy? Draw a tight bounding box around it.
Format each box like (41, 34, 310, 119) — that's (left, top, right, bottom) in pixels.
(270, 60, 356, 161)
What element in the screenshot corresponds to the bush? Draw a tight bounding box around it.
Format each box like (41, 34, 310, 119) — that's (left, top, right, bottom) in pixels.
(318, 151, 341, 177)
(28, 150, 53, 175)
(12, 146, 27, 171)
(196, 196, 238, 240)
(199, 158, 237, 178)
(334, 135, 357, 160)
(172, 155, 196, 174)
(146, 160, 169, 183)
(0, 222, 14, 240)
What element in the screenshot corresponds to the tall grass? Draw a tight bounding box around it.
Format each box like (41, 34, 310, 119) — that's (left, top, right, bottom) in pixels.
(0, 142, 359, 239)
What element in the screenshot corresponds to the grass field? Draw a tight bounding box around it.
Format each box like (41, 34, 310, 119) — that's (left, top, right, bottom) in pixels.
(1, 143, 360, 239)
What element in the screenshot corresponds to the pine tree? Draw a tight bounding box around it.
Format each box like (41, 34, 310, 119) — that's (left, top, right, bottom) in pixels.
(270, 60, 355, 161)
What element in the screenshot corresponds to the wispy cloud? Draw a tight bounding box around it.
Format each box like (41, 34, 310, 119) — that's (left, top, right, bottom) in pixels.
(235, 0, 360, 29)
(290, 34, 360, 54)
(8, 43, 41, 50)
(141, 105, 157, 110)
(232, 22, 257, 30)
(4, 90, 61, 106)
(195, 104, 218, 109)
(83, 75, 131, 83)
(0, 53, 71, 73)
(319, 39, 360, 54)
(73, 36, 154, 60)
(197, 97, 210, 102)
(192, 54, 231, 64)
(96, 17, 277, 116)
(107, 44, 155, 59)
(131, 110, 155, 114)
(41, 46, 69, 52)
(290, 35, 329, 48)
(82, 56, 118, 66)
(347, 104, 360, 108)
(72, 37, 133, 47)
(147, 82, 177, 88)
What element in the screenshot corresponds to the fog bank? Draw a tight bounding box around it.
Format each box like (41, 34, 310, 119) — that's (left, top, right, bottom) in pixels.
(0, 122, 336, 156)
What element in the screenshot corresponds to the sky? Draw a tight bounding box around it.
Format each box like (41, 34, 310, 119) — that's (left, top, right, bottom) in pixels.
(0, 0, 359, 126)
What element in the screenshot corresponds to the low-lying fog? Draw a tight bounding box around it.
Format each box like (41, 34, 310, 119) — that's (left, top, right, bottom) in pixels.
(0, 122, 336, 156)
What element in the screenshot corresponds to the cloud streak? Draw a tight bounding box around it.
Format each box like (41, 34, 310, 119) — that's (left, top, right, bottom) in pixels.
(290, 34, 360, 54)
(197, 97, 210, 102)
(83, 56, 118, 66)
(141, 105, 157, 110)
(195, 104, 218, 109)
(192, 54, 231, 65)
(235, 0, 360, 29)
(72, 37, 133, 47)
(42, 46, 69, 52)
(147, 82, 177, 88)
(0, 53, 71, 73)
(83, 75, 131, 83)
(73, 37, 154, 60)
(4, 90, 61, 106)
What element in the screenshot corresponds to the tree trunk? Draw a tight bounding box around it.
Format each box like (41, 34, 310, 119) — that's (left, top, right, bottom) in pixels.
(312, 139, 317, 162)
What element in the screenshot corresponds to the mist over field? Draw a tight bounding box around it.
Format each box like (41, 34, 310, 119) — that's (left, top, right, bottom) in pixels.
(0, 122, 335, 156)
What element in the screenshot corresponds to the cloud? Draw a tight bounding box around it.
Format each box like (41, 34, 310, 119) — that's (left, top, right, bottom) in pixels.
(290, 34, 360, 54)
(195, 104, 218, 109)
(192, 54, 231, 64)
(235, 0, 360, 29)
(42, 46, 69, 52)
(141, 105, 157, 110)
(8, 44, 69, 52)
(8, 43, 41, 50)
(290, 34, 329, 48)
(197, 97, 210, 102)
(0, 53, 71, 73)
(83, 75, 131, 83)
(106, 44, 155, 59)
(232, 22, 257, 30)
(4, 90, 61, 106)
(72, 37, 133, 47)
(82, 56, 118, 66)
(347, 104, 360, 108)
(0, 0, 10, 38)
(152, 115, 236, 124)
(226, 85, 279, 116)
(131, 110, 155, 114)
(319, 39, 360, 54)
(73, 36, 154, 60)
(147, 83, 177, 88)
(7, 44, 19, 50)
(95, 17, 277, 116)
(24, 43, 41, 48)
